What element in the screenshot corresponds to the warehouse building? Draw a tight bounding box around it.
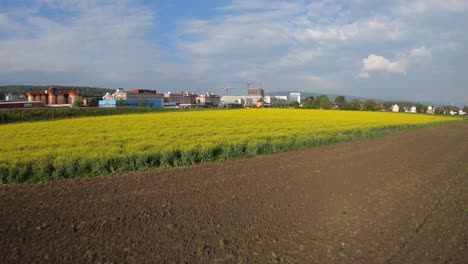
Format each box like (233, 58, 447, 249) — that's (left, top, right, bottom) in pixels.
(197, 93, 221, 107)
(0, 101, 44, 109)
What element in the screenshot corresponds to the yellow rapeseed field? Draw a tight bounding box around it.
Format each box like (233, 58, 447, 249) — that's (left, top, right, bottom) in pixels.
(0, 109, 460, 183)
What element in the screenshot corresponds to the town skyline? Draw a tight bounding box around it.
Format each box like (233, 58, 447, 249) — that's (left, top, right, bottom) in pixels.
(1, 0, 467, 105)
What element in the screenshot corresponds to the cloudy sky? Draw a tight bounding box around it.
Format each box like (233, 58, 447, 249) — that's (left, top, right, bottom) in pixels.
(1, 0, 467, 105)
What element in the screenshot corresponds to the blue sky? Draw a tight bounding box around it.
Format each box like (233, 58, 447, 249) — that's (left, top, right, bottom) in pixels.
(0, 0, 467, 105)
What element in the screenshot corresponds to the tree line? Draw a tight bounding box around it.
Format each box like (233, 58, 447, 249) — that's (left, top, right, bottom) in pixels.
(272, 95, 468, 114)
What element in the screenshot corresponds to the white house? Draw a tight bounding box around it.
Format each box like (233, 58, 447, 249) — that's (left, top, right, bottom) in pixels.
(102, 92, 113, 100)
(392, 104, 399, 112)
(427, 105, 434, 114)
(102, 88, 127, 100)
(449, 110, 455, 115)
(410, 106, 417, 113)
(459, 109, 466, 115)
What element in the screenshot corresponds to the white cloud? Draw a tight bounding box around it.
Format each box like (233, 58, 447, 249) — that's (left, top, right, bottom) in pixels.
(359, 46, 433, 77)
(399, 0, 468, 14)
(270, 49, 321, 69)
(409, 46, 432, 64)
(301, 75, 337, 89)
(357, 72, 370, 79)
(295, 17, 403, 43)
(0, 0, 163, 86)
(361, 54, 407, 74)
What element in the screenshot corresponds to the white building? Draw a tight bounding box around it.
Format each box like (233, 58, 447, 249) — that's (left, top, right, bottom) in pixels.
(410, 106, 417, 113)
(102, 88, 128, 100)
(459, 109, 466, 115)
(427, 105, 434, 114)
(289, 92, 301, 103)
(102, 93, 112, 100)
(197, 93, 221, 107)
(392, 104, 399, 112)
(5, 93, 18, 101)
(221, 95, 263, 107)
(264, 96, 288, 104)
(221, 95, 245, 105)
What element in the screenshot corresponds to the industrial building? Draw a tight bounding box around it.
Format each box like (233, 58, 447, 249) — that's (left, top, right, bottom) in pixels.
(248, 87, 264, 97)
(220, 95, 264, 108)
(197, 93, 221, 107)
(0, 101, 44, 109)
(99, 88, 164, 108)
(264, 96, 288, 105)
(27, 86, 85, 106)
(220, 84, 271, 108)
(99, 88, 223, 108)
(164, 92, 184, 105)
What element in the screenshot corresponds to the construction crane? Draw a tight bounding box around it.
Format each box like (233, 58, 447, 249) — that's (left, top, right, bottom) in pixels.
(230, 81, 256, 88)
(219, 86, 237, 94)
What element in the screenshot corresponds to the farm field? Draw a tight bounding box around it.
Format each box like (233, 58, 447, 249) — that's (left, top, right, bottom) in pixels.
(0, 109, 461, 183)
(0, 121, 466, 263)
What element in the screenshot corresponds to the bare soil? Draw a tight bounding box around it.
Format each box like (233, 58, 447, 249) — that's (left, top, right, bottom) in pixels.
(1, 121, 467, 263)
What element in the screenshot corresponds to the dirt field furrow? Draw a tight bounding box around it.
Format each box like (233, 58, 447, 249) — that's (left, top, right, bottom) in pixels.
(0, 121, 467, 263)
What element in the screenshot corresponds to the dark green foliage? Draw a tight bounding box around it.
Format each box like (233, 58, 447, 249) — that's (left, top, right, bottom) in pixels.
(289, 101, 300, 108)
(270, 102, 290, 108)
(334, 96, 346, 105)
(116, 99, 127, 107)
(72, 98, 83, 107)
(302, 97, 314, 109)
(319, 95, 331, 109)
(301, 95, 331, 109)
(364, 99, 378, 111)
(334, 96, 350, 110)
(415, 103, 425, 113)
(350, 99, 361, 110)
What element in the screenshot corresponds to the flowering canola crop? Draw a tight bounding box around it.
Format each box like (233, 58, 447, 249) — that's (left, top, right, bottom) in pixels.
(0, 109, 460, 183)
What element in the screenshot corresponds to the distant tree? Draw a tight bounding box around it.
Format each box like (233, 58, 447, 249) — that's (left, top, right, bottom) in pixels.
(435, 108, 445, 115)
(463, 105, 468, 113)
(116, 99, 127, 107)
(319, 95, 331, 109)
(335, 96, 346, 104)
(289, 101, 300, 108)
(364, 99, 378, 111)
(350, 99, 361, 110)
(441, 105, 455, 112)
(303, 96, 314, 109)
(334, 95, 348, 110)
(271, 102, 289, 108)
(340, 102, 352, 110)
(415, 103, 425, 113)
(88, 98, 99, 107)
(72, 98, 83, 107)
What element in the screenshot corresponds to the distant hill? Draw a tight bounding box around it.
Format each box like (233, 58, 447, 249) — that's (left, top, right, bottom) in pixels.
(0, 85, 115, 100)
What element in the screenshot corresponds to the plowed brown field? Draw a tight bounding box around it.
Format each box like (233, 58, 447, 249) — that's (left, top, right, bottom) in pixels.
(1, 121, 467, 263)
